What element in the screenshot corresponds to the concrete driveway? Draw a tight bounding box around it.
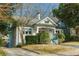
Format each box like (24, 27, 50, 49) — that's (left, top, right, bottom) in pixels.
(2, 45, 79, 56)
(2, 48, 40, 56)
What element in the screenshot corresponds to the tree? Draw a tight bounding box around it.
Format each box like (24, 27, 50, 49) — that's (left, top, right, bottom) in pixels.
(53, 3, 79, 28)
(0, 4, 19, 34)
(0, 20, 7, 34)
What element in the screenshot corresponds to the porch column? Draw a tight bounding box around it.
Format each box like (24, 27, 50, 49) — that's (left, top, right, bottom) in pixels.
(15, 27, 22, 46)
(36, 27, 39, 33)
(23, 34, 26, 44)
(54, 28, 56, 34)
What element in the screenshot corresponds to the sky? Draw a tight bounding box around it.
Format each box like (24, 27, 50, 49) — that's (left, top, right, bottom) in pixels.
(14, 3, 59, 17)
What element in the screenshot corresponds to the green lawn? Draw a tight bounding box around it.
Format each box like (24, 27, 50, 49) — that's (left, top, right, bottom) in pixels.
(22, 44, 76, 54)
(0, 48, 6, 56)
(62, 42, 79, 46)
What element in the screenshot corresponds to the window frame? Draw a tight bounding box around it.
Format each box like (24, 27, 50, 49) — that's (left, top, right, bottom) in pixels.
(25, 28, 32, 35)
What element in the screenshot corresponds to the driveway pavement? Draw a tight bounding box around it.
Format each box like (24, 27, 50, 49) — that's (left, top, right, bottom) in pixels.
(2, 48, 40, 56)
(2, 45, 79, 56)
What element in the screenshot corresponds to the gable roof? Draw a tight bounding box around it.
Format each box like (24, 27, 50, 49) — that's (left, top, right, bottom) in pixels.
(50, 17, 59, 23)
(35, 17, 57, 26)
(30, 14, 60, 26)
(12, 14, 59, 26)
(27, 16, 40, 26)
(44, 17, 57, 26)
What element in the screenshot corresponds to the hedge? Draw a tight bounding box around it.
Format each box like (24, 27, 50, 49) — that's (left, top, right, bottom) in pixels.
(65, 34, 79, 41)
(25, 31, 50, 44)
(25, 36, 38, 44)
(58, 32, 65, 43)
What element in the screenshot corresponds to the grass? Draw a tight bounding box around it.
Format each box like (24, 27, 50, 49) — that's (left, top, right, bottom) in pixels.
(22, 44, 76, 54)
(62, 42, 79, 46)
(0, 48, 6, 56)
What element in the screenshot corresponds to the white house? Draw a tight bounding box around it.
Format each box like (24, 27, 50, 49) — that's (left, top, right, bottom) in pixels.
(13, 14, 63, 46)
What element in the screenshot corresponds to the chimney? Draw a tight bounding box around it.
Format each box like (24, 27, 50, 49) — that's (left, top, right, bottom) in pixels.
(37, 12, 40, 20)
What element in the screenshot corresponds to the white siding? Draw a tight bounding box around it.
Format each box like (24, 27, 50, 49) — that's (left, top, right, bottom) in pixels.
(37, 19, 53, 25)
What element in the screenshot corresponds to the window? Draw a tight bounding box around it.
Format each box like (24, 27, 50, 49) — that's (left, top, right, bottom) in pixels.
(29, 31, 32, 34)
(26, 31, 28, 34)
(29, 28, 32, 30)
(25, 28, 32, 35)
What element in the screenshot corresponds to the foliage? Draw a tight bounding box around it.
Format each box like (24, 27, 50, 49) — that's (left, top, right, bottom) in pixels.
(0, 19, 17, 35)
(69, 36, 79, 41)
(0, 4, 18, 34)
(25, 36, 38, 44)
(53, 3, 79, 27)
(57, 32, 65, 43)
(0, 20, 8, 34)
(0, 37, 3, 47)
(0, 3, 17, 17)
(37, 31, 50, 44)
(0, 49, 6, 56)
(0, 36, 8, 47)
(65, 34, 71, 41)
(25, 32, 50, 44)
(65, 34, 79, 41)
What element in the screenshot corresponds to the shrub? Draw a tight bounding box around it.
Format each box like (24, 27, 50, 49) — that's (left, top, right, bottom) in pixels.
(37, 31, 50, 44)
(25, 31, 50, 44)
(0, 37, 3, 47)
(65, 34, 79, 41)
(58, 32, 65, 43)
(0, 49, 6, 56)
(65, 34, 71, 41)
(70, 36, 79, 41)
(25, 36, 38, 45)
